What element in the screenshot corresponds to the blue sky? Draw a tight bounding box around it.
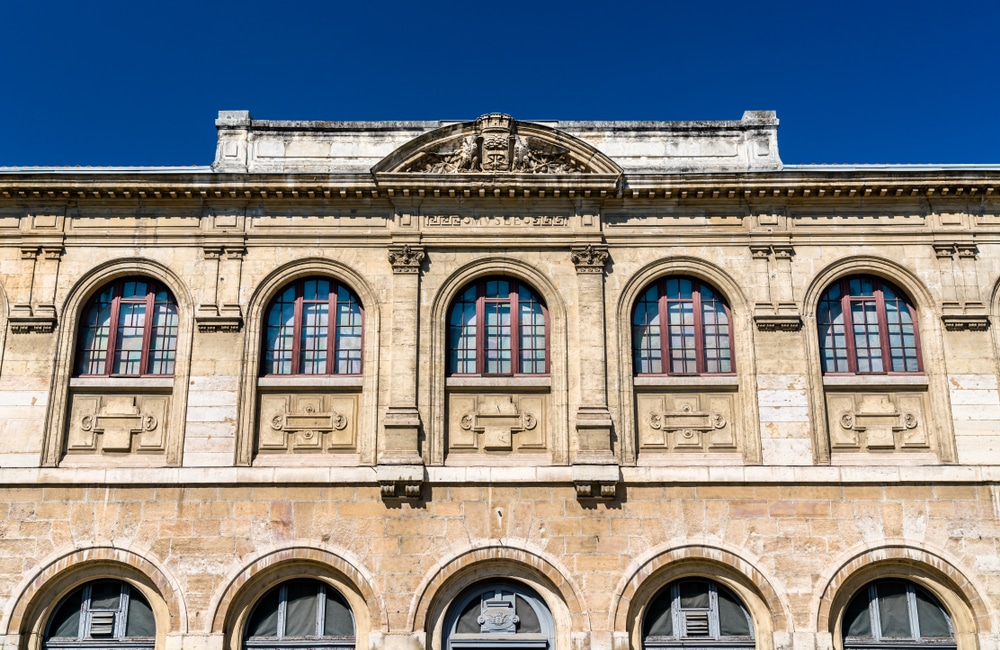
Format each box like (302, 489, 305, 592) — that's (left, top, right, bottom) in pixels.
(2, 0, 998, 167)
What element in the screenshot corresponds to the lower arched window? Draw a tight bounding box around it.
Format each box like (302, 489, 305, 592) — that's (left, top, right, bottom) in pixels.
(244, 579, 355, 649)
(843, 580, 955, 650)
(45, 580, 155, 649)
(443, 581, 554, 650)
(643, 579, 754, 649)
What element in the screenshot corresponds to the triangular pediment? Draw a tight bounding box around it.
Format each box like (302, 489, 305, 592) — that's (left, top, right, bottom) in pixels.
(372, 114, 623, 176)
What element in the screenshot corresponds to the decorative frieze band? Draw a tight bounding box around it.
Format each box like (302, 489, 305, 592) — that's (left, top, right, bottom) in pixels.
(387, 244, 426, 274)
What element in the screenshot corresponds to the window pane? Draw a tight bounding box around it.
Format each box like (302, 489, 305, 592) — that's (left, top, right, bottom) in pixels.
(284, 581, 318, 637)
(324, 589, 355, 637)
(877, 582, 913, 639)
(717, 586, 751, 637)
(48, 588, 83, 639)
(844, 589, 873, 638)
(914, 587, 952, 638)
(679, 581, 710, 609)
(643, 589, 673, 637)
(246, 588, 280, 638)
(126, 590, 156, 637)
(519, 286, 546, 373)
(90, 581, 122, 609)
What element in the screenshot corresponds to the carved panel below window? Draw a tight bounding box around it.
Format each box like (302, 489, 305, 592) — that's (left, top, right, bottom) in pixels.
(257, 393, 359, 453)
(826, 391, 930, 452)
(636, 392, 737, 452)
(66, 393, 170, 454)
(447, 393, 547, 454)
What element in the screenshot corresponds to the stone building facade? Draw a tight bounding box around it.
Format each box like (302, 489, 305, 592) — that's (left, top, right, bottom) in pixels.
(0, 111, 998, 650)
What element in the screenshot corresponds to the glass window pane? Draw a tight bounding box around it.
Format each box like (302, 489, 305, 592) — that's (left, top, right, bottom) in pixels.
(844, 590, 873, 638)
(48, 588, 83, 639)
(679, 581, 710, 609)
(126, 590, 156, 637)
(718, 586, 752, 637)
(246, 588, 280, 638)
(284, 581, 319, 637)
(877, 582, 913, 639)
(914, 587, 952, 638)
(324, 589, 355, 637)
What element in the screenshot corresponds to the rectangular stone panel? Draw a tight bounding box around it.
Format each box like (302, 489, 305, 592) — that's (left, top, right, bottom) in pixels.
(825, 390, 930, 453)
(446, 392, 548, 455)
(66, 392, 170, 455)
(257, 391, 359, 455)
(635, 391, 737, 453)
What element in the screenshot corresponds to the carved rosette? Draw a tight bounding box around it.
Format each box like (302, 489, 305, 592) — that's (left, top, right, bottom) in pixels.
(571, 245, 609, 274)
(387, 245, 426, 274)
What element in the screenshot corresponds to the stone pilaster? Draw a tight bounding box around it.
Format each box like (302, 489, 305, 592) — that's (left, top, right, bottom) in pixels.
(380, 244, 426, 489)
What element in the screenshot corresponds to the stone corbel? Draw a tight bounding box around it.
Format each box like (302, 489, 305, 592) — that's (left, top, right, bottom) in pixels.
(196, 244, 245, 332)
(934, 240, 989, 330)
(570, 244, 609, 274)
(10, 242, 63, 334)
(388, 245, 426, 274)
(572, 464, 619, 500)
(377, 464, 424, 500)
(750, 243, 802, 331)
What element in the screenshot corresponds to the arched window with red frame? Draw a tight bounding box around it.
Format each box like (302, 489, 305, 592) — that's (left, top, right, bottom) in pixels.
(818, 276, 922, 374)
(448, 277, 548, 376)
(632, 277, 734, 376)
(261, 277, 364, 376)
(75, 277, 179, 377)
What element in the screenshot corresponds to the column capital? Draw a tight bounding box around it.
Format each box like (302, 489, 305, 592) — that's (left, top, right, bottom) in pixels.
(388, 244, 426, 274)
(570, 244, 608, 274)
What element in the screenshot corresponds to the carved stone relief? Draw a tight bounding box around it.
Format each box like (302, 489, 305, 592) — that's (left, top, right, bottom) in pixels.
(66, 393, 170, 454)
(636, 392, 737, 452)
(447, 393, 546, 454)
(406, 114, 590, 174)
(826, 391, 930, 452)
(257, 393, 358, 453)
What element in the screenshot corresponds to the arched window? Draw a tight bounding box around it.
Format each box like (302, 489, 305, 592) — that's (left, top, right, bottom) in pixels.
(45, 580, 155, 649)
(262, 278, 364, 375)
(633, 277, 734, 375)
(642, 579, 754, 649)
(818, 276, 921, 374)
(75, 278, 178, 377)
(443, 581, 554, 650)
(448, 278, 548, 376)
(842, 581, 955, 650)
(244, 579, 355, 650)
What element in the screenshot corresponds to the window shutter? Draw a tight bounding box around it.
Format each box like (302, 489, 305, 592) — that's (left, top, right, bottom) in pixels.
(89, 610, 116, 636)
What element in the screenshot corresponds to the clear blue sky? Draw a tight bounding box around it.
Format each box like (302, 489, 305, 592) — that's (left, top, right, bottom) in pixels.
(2, 0, 998, 167)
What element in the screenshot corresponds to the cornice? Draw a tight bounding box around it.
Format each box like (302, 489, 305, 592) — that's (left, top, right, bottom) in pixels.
(0, 169, 998, 205)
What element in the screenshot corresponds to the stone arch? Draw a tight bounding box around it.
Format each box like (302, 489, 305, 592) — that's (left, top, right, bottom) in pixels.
(816, 544, 991, 650)
(614, 256, 760, 465)
(611, 544, 789, 650)
(411, 543, 587, 650)
(210, 544, 384, 650)
(799, 255, 955, 464)
(427, 256, 570, 465)
(40, 257, 195, 467)
(4, 545, 186, 650)
(235, 257, 382, 466)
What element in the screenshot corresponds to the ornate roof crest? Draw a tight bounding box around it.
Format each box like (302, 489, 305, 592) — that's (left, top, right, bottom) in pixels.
(372, 114, 623, 177)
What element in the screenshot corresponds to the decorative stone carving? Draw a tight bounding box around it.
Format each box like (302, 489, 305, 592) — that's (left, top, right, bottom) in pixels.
(448, 394, 546, 453)
(257, 393, 358, 453)
(571, 245, 609, 274)
(67, 394, 169, 453)
(406, 114, 590, 174)
(826, 391, 930, 451)
(479, 595, 519, 634)
(636, 393, 737, 452)
(387, 244, 425, 274)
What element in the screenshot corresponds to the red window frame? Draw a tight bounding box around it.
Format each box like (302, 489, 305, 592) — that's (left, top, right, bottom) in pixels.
(261, 277, 364, 376)
(632, 276, 735, 376)
(447, 277, 549, 377)
(818, 276, 922, 375)
(75, 278, 178, 378)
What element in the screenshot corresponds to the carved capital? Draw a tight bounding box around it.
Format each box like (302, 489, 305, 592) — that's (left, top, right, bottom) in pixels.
(388, 245, 426, 274)
(570, 245, 609, 274)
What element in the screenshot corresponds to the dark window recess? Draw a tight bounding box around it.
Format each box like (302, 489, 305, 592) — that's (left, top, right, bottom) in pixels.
(642, 579, 754, 649)
(633, 277, 735, 376)
(44, 580, 155, 649)
(244, 579, 355, 650)
(76, 278, 178, 377)
(818, 276, 922, 375)
(843, 580, 955, 650)
(448, 278, 548, 376)
(262, 278, 364, 376)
